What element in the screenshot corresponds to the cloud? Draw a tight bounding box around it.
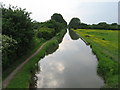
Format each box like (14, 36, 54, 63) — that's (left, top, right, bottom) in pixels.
(1, 0, 118, 23)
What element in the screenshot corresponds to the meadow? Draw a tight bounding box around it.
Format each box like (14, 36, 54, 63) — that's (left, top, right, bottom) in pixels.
(74, 29, 119, 88)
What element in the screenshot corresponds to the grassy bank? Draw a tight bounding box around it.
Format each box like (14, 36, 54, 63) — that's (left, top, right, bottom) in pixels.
(74, 29, 119, 88)
(6, 29, 67, 88)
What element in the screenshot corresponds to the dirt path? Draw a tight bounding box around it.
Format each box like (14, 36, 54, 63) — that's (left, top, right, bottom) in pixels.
(2, 42, 47, 88)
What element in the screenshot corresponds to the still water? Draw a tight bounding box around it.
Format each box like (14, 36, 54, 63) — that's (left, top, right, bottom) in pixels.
(35, 30, 104, 88)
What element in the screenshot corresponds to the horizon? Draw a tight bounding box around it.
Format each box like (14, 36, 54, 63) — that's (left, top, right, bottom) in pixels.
(1, 0, 119, 24)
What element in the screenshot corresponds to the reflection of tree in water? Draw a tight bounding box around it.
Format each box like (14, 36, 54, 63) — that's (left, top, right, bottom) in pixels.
(35, 63, 41, 74)
(69, 29, 79, 40)
(29, 63, 41, 89)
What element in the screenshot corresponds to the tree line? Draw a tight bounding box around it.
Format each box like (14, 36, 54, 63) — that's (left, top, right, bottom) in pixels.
(1, 5, 67, 71)
(68, 17, 120, 30)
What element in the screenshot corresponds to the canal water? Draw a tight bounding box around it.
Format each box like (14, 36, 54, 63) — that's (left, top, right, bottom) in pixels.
(35, 29, 104, 88)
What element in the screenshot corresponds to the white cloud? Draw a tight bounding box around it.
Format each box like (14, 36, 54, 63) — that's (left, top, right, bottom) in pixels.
(1, 0, 118, 23)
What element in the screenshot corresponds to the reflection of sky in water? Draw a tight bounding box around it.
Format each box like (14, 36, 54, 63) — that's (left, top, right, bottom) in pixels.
(36, 30, 104, 88)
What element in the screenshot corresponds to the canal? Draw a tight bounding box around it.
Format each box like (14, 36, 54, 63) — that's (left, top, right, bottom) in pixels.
(35, 29, 104, 88)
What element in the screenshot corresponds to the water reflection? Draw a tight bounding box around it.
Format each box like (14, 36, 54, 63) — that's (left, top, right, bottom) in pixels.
(29, 63, 40, 88)
(69, 29, 79, 40)
(35, 30, 104, 88)
(36, 61, 65, 88)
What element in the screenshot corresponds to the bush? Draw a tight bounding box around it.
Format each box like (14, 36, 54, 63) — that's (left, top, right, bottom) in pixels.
(2, 5, 34, 70)
(37, 27, 55, 40)
(2, 35, 18, 70)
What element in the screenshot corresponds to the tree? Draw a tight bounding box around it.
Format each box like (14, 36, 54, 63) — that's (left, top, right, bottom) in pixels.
(42, 19, 64, 34)
(68, 18, 81, 29)
(110, 23, 118, 30)
(2, 35, 18, 70)
(51, 13, 67, 27)
(79, 23, 91, 29)
(97, 22, 109, 29)
(2, 5, 35, 71)
(2, 5, 34, 55)
(37, 27, 55, 40)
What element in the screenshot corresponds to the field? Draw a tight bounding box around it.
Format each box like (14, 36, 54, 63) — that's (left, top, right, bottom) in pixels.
(74, 29, 119, 88)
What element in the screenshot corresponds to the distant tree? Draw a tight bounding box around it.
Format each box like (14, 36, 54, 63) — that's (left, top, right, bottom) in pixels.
(68, 17, 120, 30)
(111, 23, 117, 26)
(51, 13, 67, 27)
(37, 27, 55, 40)
(43, 20, 64, 33)
(118, 25, 120, 30)
(36, 13, 67, 41)
(32, 20, 42, 29)
(79, 23, 91, 29)
(97, 22, 109, 29)
(110, 23, 118, 30)
(68, 18, 81, 29)
(98, 22, 107, 25)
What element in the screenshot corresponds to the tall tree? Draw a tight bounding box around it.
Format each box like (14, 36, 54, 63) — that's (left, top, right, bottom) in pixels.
(2, 5, 34, 55)
(68, 18, 81, 29)
(51, 13, 67, 27)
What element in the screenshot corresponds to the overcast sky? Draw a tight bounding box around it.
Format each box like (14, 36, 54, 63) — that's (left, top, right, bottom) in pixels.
(1, 0, 119, 24)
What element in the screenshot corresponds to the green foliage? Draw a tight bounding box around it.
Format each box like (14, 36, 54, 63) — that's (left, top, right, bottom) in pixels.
(68, 16, 119, 30)
(2, 35, 45, 80)
(78, 22, 119, 30)
(43, 20, 64, 33)
(2, 5, 34, 54)
(36, 13, 67, 39)
(37, 27, 55, 40)
(79, 23, 91, 29)
(2, 5, 34, 71)
(51, 13, 67, 27)
(35, 13, 67, 40)
(32, 20, 42, 29)
(2, 35, 18, 70)
(68, 17, 81, 29)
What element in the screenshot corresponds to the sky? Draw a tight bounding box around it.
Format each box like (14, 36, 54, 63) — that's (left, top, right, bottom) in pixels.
(1, 0, 119, 24)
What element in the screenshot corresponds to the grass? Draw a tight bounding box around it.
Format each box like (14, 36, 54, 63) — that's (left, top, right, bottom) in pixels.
(74, 29, 119, 88)
(6, 29, 67, 88)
